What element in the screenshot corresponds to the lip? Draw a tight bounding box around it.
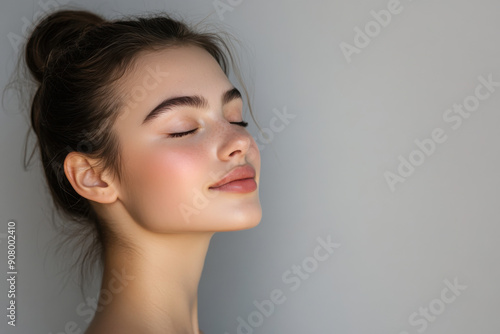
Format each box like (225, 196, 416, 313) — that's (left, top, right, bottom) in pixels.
(209, 164, 256, 190)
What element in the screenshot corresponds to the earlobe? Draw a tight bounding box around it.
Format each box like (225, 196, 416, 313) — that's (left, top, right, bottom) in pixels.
(64, 152, 118, 204)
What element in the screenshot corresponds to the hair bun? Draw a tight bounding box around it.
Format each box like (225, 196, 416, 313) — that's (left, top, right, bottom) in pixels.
(25, 10, 105, 83)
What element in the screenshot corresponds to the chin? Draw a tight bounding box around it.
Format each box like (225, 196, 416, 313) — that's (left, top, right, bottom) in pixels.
(206, 202, 262, 232)
(227, 208, 262, 231)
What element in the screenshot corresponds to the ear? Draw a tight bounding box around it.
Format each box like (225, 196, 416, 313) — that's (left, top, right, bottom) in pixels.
(64, 151, 118, 204)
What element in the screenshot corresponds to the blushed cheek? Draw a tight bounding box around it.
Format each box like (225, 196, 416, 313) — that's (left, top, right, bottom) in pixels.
(133, 147, 208, 222)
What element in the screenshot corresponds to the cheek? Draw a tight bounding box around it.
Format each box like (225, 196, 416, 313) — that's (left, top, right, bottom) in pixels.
(125, 145, 209, 228)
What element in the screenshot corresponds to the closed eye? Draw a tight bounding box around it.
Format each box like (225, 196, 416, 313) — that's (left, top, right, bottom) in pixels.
(168, 128, 198, 138)
(231, 121, 248, 127)
(167, 121, 248, 138)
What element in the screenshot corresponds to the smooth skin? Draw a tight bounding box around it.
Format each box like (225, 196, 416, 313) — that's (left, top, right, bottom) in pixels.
(64, 45, 262, 334)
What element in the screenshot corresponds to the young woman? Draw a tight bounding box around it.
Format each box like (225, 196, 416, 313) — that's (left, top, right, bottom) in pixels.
(22, 9, 262, 334)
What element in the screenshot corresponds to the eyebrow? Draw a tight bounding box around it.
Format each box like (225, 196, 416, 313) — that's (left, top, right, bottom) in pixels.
(141, 87, 242, 125)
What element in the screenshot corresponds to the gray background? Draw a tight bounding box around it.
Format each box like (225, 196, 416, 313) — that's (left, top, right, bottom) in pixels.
(1, 0, 500, 333)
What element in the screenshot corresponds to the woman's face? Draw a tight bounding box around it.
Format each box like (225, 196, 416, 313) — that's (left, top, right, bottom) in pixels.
(110, 45, 261, 233)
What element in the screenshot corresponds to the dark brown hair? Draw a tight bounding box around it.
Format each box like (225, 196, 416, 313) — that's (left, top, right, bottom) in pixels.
(21, 9, 258, 290)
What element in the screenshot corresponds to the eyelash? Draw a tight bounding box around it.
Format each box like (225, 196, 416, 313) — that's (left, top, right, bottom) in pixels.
(168, 121, 248, 138)
(231, 121, 249, 127)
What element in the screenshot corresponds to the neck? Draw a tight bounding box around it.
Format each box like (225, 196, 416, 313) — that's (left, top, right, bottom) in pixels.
(93, 231, 214, 334)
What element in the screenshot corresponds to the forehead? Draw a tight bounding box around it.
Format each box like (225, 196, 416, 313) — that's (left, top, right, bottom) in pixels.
(119, 45, 230, 96)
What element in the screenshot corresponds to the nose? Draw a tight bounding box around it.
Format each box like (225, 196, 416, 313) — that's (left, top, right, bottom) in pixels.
(217, 123, 252, 161)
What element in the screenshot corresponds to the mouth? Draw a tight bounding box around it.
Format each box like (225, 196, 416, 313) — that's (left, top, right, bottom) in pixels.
(209, 164, 257, 193)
